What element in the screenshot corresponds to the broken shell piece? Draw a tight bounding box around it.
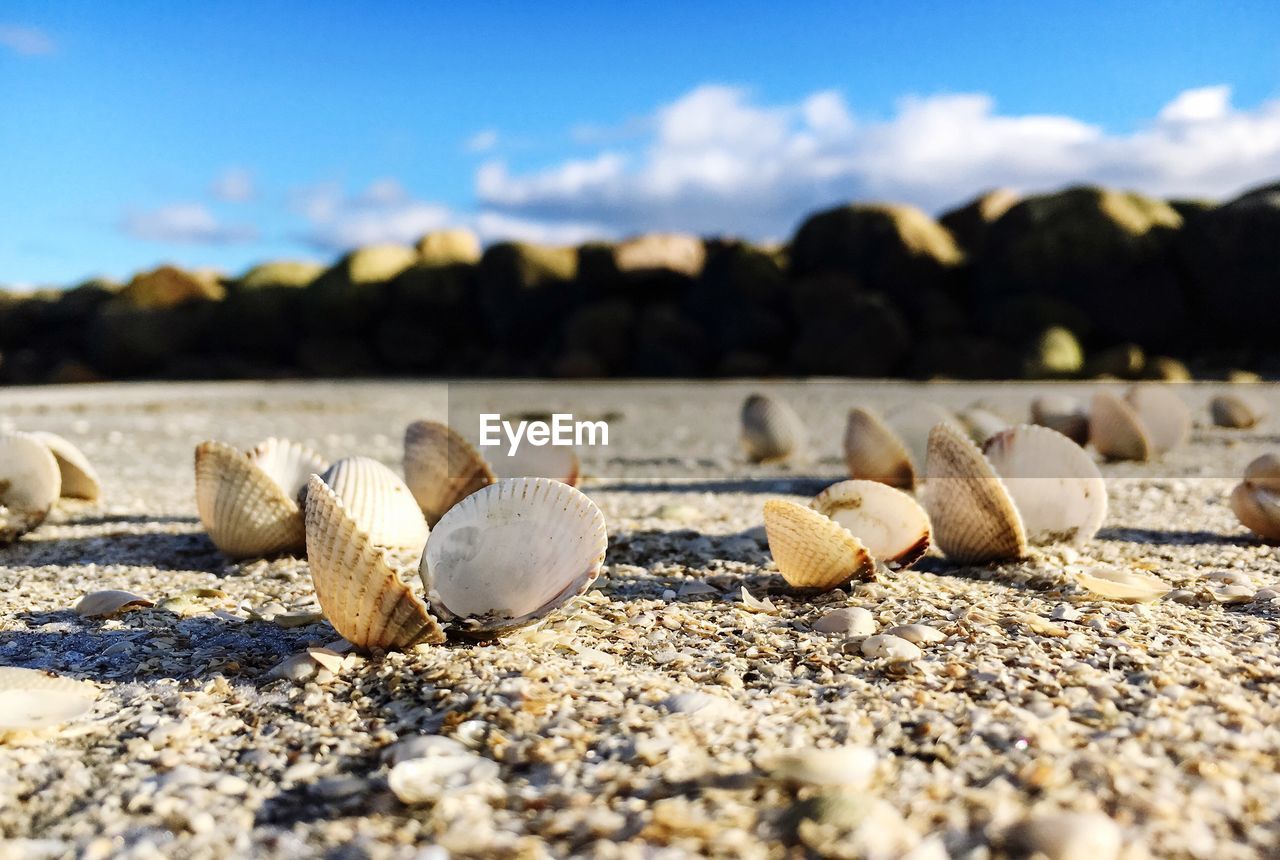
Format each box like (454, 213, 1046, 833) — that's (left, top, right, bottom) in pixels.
(811, 480, 931, 569)
(843, 408, 915, 489)
(1074, 566, 1171, 603)
(304, 475, 445, 651)
(812, 606, 875, 635)
(28, 431, 100, 500)
(403, 420, 496, 527)
(861, 634, 921, 662)
(75, 590, 153, 618)
(922, 422, 1027, 564)
(1125, 385, 1190, 455)
(983, 424, 1107, 546)
(0, 432, 61, 543)
(0, 667, 98, 732)
(740, 587, 777, 613)
(1230, 482, 1280, 543)
(194, 438, 327, 559)
(763, 499, 875, 590)
(956, 406, 1009, 446)
(485, 442, 581, 487)
(741, 393, 805, 464)
(762, 746, 877, 789)
(420, 477, 608, 635)
(883, 623, 945, 645)
(1211, 392, 1269, 429)
(1089, 393, 1151, 461)
(1030, 394, 1090, 445)
(309, 456, 429, 551)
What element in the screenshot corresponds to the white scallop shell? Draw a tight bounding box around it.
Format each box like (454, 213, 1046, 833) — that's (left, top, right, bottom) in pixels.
(1029, 393, 1090, 446)
(811, 480, 930, 569)
(248, 436, 328, 499)
(0, 432, 62, 543)
(763, 498, 876, 590)
(311, 456, 429, 552)
(304, 475, 445, 650)
(28, 431, 100, 500)
(741, 393, 805, 464)
(403, 420, 496, 526)
(420, 477, 607, 635)
(195, 439, 320, 559)
(1211, 392, 1269, 429)
(922, 422, 1027, 564)
(983, 424, 1107, 546)
(0, 667, 98, 732)
(843, 408, 915, 489)
(1089, 392, 1151, 461)
(1125, 385, 1190, 454)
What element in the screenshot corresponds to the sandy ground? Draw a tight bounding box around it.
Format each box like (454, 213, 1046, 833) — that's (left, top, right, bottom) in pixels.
(0, 379, 1278, 860)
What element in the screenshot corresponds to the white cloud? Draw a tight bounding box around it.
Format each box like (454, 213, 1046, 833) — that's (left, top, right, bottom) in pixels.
(292, 179, 454, 250)
(120, 203, 258, 244)
(210, 167, 255, 202)
(474, 83, 1280, 240)
(0, 24, 54, 56)
(465, 129, 500, 153)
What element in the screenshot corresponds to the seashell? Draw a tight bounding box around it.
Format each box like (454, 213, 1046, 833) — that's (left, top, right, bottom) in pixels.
(1230, 482, 1280, 543)
(403, 420, 496, 526)
(1074, 565, 1171, 603)
(922, 422, 1027, 564)
(1244, 453, 1280, 492)
(0, 432, 62, 543)
(883, 623, 945, 645)
(0, 667, 98, 732)
(195, 438, 327, 559)
(983, 424, 1107, 546)
(741, 393, 805, 463)
(762, 745, 877, 788)
(308, 456, 429, 551)
(304, 475, 445, 650)
(485, 442, 580, 486)
(812, 606, 875, 635)
(75, 589, 153, 617)
(884, 402, 956, 481)
(740, 586, 777, 613)
(1030, 394, 1090, 445)
(27, 431, 101, 500)
(420, 477, 607, 635)
(811, 480, 931, 569)
(763, 499, 875, 590)
(1125, 385, 1190, 454)
(1211, 392, 1269, 429)
(387, 744, 501, 805)
(956, 406, 1009, 446)
(1088, 392, 1151, 461)
(843, 408, 915, 489)
(860, 634, 921, 662)
(1005, 811, 1123, 860)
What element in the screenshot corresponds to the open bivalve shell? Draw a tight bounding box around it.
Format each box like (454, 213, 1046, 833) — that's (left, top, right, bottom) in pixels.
(1030, 394, 1090, 446)
(843, 403, 956, 489)
(304, 475, 445, 650)
(1125, 385, 1190, 455)
(403, 420, 496, 527)
(195, 438, 328, 559)
(811, 480, 931, 570)
(1231, 453, 1280, 543)
(983, 424, 1107, 546)
(28, 431, 100, 500)
(0, 667, 97, 733)
(307, 456, 429, 551)
(421, 477, 608, 635)
(741, 393, 805, 464)
(922, 422, 1028, 564)
(763, 499, 876, 590)
(1088, 392, 1151, 462)
(0, 432, 62, 543)
(1211, 392, 1269, 429)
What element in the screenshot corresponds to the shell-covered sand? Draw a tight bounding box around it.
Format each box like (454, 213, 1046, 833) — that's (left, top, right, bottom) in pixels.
(0, 380, 1277, 860)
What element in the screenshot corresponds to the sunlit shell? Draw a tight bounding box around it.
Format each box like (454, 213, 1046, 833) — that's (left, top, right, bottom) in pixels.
(1074, 565, 1171, 603)
(194, 440, 316, 559)
(421, 477, 607, 635)
(1125, 385, 1191, 454)
(0, 667, 98, 732)
(843, 408, 915, 489)
(310, 457, 429, 551)
(956, 406, 1009, 446)
(485, 443, 581, 486)
(1211, 392, 1269, 429)
(75, 589, 153, 617)
(403, 420, 496, 526)
(811, 480, 930, 569)
(1243, 453, 1280, 491)
(304, 475, 445, 650)
(983, 424, 1107, 546)
(248, 436, 328, 499)
(741, 394, 805, 464)
(1230, 482, 1280, 543)
(922, 422, 1027, 564)
(1089, 392, 1151, 461)
(1029, 393, 1089, 445)
(0, 432, 61, 544)
(884, 402, 956, 481)
(28, 431, 100, 500)
(763, 499, 875, 590)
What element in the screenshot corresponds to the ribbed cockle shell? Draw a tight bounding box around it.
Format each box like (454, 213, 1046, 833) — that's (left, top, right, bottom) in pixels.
(0, 432, 61, 544)
(763, 499, 876, 590)
(403, 420, 496, 526)
(922, 422, 1027, 564)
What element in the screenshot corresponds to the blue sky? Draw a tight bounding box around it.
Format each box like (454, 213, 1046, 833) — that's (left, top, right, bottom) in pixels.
(3, 1, 1279, 286)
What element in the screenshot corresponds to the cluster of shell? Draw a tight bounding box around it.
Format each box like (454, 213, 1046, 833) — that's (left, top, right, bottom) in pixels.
(193, 422, 603, 650)
(0, 431, 101, 543)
